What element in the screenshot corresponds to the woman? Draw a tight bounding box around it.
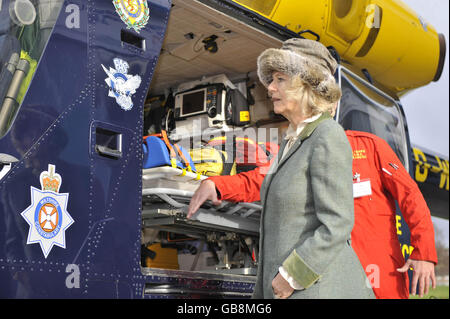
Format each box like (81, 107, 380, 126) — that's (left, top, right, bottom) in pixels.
(188, 38, 374, 299)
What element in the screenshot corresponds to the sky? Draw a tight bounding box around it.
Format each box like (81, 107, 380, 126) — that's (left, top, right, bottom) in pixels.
(400, 0, 449, 158)
(400, 0, 449, 246)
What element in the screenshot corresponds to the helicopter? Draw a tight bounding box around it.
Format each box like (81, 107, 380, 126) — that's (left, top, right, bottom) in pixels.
(0, 0, 447, 298)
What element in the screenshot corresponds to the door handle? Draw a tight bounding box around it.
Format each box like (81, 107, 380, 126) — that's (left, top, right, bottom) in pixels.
(0, 153, 18, 181)
(95, 145, 122, 159)
(94, 126, 123, 160)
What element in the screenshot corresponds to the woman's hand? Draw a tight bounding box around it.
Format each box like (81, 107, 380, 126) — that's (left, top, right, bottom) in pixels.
(272, 273, 294, 299)
(187, 179, 222, 219)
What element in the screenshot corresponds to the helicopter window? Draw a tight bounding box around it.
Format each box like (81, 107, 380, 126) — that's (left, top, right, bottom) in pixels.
(232, 0, 278, 17)
(338, 68, 408, 168)
(0, 0, 64, 138)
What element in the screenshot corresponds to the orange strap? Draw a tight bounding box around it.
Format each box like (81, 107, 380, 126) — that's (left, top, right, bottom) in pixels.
(144, 130, 191, 170)
(173, 143, 191, 171)
(144, 131, 177, 167)
(161, 131, 178, 168)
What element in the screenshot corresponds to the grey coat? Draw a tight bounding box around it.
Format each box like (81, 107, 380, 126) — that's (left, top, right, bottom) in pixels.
(253, 114, 374, 299)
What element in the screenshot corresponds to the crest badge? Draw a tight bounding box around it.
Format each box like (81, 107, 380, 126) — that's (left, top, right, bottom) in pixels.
(21, 165, 74, 259)
(113, 0, 150, 33)
(102, 58, 142, 111)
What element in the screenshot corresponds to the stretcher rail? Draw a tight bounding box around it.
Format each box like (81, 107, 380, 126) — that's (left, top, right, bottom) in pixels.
(142, 166, 262, 236)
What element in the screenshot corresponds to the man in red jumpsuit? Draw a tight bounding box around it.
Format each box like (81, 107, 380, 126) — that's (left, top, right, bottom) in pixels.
(187, 130, 438, 299)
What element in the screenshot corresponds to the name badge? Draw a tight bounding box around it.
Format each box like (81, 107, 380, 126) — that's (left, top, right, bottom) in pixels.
(353, 179, 372, 198)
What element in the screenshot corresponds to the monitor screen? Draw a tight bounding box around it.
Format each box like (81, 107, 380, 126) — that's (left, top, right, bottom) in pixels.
(181, 89, 206, 116)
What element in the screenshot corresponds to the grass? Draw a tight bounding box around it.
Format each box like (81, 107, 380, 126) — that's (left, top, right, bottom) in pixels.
(409, 285, 449, 299)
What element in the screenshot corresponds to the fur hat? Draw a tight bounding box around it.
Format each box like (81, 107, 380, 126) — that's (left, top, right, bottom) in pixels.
(257, 38, 341, 104)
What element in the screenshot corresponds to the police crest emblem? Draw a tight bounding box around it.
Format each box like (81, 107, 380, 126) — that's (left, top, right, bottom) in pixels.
(102, 58, 142, 111)
(21, 165, 74, 258)
(113, 0, 150, 33)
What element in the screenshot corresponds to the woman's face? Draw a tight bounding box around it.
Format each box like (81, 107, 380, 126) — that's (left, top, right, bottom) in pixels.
(267, 72, 302, 122)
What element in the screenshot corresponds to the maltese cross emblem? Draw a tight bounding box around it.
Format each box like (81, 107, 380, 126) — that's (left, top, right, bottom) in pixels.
(21, 165, 74, 258)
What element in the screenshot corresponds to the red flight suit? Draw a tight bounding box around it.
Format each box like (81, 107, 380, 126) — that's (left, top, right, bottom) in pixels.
(208, 130, 437, 299)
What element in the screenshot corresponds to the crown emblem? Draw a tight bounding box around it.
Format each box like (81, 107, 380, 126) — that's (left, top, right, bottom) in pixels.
(21, 164, 74, 258)
(113, 0, 150, 33)
(40, 164, 62, 193)
(113, 58, 129, 74)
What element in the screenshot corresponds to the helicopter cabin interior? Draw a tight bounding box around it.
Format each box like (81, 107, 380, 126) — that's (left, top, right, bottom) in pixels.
(139, 0, 409, 277)
(0, 0, 411, 279)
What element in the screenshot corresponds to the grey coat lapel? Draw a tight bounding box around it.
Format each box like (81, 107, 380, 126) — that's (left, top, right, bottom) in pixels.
(261, 112, 332, 203)
(276, 112, 332, 170)
(261, 139, 287, 200)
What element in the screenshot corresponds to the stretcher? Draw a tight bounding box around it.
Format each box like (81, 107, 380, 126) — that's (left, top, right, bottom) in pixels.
(142, 166, 261, 237)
